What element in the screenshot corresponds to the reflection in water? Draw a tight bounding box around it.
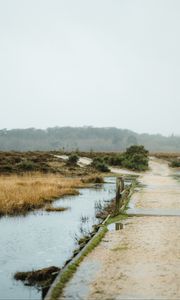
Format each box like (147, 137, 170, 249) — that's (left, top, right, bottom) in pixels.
(0, 178, 116, 300)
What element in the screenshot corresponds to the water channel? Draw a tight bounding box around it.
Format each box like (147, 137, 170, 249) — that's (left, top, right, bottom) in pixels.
(0, 177, 116, 300)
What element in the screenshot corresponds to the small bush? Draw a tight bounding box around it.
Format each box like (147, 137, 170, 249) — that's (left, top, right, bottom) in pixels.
(171, 160, 180, 168)
(101, 146, 149, 171)
(125, 145, 148, 157)
(122, 145, 149, 171)
(17, 160, 37, 171)
(67, 154, 79, 166)
(91, 157, 110, 172)
(107, 155, 124, 166)
(94, 162, 109, 172)
(0, 164, 13, 172)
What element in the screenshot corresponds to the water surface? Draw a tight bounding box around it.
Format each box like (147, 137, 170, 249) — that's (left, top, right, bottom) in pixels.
(0, 178, 115, 300)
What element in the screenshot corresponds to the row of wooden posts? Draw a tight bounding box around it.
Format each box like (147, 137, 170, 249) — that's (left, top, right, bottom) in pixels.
(115, 176, 125, 213)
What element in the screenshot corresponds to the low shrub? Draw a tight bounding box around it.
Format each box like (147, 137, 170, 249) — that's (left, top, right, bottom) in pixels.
(91, 157, 110, 172)
(125, 145, 148, 157)
(67, 154, 79, 166)
(121, 146, 149, 171)
(171, 160, 180, 168)
(0, 164, 13, 172)
(103, 155, 124, 166)
(17, 160, 38, 171)
(102, 146, 149, 171)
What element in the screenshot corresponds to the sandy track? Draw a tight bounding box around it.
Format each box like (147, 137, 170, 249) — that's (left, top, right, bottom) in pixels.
(60, 158, 180, 300)
(132, 158, 180, 209)
(54, 154, 139, 175)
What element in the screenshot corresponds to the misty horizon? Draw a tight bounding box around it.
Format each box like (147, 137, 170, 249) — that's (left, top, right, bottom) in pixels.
(0, 125, 179, 138)
(1, 0, 180, 136)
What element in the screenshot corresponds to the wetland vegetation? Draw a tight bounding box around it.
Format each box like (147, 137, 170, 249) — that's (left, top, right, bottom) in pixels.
(0, 173, 84, 216)
(0, 151, 103, 216)
(0, 145, 152, 299)
(0, 145, 148, 216)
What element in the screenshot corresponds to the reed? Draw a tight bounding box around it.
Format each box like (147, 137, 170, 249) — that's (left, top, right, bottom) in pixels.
(0, 173, 83, 216)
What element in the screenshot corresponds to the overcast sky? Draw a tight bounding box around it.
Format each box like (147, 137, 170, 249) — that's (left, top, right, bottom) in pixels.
(0, 0, 180, 136)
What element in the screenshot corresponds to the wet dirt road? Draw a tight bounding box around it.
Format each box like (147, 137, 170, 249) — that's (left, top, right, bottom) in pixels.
(60, 158, 180, 300)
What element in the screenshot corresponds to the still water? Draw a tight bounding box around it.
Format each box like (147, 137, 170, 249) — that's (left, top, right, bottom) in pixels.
(0, 178, 116, 300)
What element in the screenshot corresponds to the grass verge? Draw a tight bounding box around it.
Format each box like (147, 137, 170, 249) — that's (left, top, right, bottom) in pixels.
(49, 227, 108, 300)
(106, 214, 129, 225)
(48, 212, 130, 300)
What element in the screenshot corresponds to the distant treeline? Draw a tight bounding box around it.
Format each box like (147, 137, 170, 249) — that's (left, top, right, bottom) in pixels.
(0, 127, 180, 152)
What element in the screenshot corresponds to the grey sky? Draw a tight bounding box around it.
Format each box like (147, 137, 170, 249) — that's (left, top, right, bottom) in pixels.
(0, 0, 180, 135)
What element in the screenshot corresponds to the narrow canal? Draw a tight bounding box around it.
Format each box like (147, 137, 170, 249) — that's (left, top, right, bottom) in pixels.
(0, 177, 116, 299)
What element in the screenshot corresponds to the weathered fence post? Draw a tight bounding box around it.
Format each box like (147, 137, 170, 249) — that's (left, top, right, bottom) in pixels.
(115, 222, 123, 230)
(115, 176, 124, 213)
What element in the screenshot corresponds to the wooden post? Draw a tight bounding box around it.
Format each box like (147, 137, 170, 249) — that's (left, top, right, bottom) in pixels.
(115, 222, 123, 230)
(115, 177, 121, 213)
(120, 176, 124, 192)
(115, 177, 124, 213)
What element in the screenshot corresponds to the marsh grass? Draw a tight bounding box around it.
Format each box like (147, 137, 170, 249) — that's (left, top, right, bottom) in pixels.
(0, 173, 84, 215)
(45, 206, 69, 212)
(81, 175, 104, 184)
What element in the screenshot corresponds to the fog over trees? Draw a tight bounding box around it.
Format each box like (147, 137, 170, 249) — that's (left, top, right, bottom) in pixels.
(0, 127, 180, 152)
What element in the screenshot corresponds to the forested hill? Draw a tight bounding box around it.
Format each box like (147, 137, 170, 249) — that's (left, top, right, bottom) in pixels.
(0, 127, 180, 152)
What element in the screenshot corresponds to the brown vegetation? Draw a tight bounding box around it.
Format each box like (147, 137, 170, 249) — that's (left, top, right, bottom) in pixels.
(0, 151, 100, 177)
(152, 152, 180, 159)
(0, 173, 84, 216)
(0, 172, 107, 216)
(81, 175, 104, 184)
(45, 205, 69, 212)
(14, 266, 60, 287)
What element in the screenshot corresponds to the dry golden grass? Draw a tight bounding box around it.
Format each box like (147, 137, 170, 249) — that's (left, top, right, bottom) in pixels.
(0, 173, 84, 216)
(81, 174, 104, 184)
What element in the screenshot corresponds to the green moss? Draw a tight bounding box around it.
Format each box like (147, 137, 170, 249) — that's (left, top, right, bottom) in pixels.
(106, 214, 126, 225)
(50, 227, 107, 300)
